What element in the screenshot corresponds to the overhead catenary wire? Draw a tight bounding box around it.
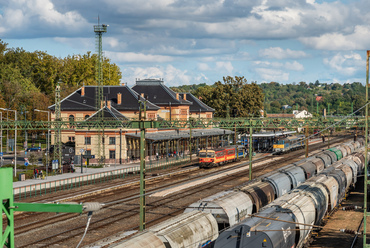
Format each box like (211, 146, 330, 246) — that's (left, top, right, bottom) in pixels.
(254, 102, 370, 175)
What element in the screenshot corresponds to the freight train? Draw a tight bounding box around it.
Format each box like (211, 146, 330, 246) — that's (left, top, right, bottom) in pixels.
(114, 138, 365, 248)
(198, 146, 245, 168)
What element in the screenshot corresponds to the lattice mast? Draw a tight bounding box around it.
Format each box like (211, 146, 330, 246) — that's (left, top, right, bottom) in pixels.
(364, 50, 370, 247)
(94, 19, 107, 164)
(53, 79, 62, 171)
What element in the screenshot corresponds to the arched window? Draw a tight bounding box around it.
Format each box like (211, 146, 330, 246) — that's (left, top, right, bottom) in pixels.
(69, 115, 75, 128)
(85, 115, 90, 120)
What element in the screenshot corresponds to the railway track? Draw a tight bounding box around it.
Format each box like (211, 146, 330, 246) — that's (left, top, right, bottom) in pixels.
(12, 135, 353, 247)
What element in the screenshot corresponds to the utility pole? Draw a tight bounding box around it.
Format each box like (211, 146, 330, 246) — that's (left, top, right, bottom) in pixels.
(363, 50, 370, 247)
(54, 80, 62, 173)
(139, 96, 146, 231)
(249, 126, 253, 180)
(305, 126, 309, 158)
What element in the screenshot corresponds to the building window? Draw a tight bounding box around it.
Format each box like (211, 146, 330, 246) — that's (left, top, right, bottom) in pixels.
(68, 137, 75, 142)
(109, 137, 116, 145)
(109, 150, 115, 159)
(102, 137, 105, 144)
(85, 137, 91, 145)
(84, 115, 90, 120)
(69, 115, 75, 128)
(86, 150, 91, 155)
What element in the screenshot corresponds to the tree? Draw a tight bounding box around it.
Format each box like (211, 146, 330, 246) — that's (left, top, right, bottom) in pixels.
(193, 76, 264, 117)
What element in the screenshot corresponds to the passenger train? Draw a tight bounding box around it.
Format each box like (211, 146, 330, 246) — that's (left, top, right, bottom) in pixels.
(273, 134, 305, 153)
(115, 138, 366, 248)
(198, 146, 245, 168)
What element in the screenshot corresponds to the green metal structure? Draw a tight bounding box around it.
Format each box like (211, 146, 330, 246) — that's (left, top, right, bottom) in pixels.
(53, 80, 62, 171)
(0, 167, 85, 248)
(0, 116, 364, 131)
(0, 114, 364, 234)
(364, 50, 369, 248)
(138, 98, 146, 231)
(94, 21, 107, 165)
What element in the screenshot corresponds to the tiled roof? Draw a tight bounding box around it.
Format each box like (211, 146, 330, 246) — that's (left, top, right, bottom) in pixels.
(49, 85, 160, 111)
(132, 79, 192, 106)
(179, 93, 215, 112)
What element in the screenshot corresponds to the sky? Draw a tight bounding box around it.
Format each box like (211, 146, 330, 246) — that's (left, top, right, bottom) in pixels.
(1, 0, 370, 87)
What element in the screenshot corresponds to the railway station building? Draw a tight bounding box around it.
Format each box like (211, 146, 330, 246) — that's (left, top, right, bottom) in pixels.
(48, 79, 229, 165)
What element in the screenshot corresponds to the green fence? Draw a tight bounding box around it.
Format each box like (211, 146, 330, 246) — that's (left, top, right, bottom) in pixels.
(14, 155, 193, 201)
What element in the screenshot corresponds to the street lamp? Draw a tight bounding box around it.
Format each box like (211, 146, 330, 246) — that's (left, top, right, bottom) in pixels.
(34, 109, 50, 178)
(0, 108, 17, 177)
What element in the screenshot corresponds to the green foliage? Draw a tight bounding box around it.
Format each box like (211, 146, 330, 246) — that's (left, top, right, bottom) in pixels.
(192, 76, 264, 117)
(260, 81, 365, 115)
(0, 39, 122, 113)
(170, 83, 208, 93)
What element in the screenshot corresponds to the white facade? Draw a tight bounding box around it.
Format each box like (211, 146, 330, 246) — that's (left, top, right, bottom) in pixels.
(292, 110, 312, 118)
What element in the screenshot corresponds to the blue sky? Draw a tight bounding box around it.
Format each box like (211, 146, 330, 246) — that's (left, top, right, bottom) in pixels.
(1, 0, 369, 87)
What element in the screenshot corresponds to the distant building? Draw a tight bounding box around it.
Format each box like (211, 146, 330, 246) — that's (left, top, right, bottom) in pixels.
(49, 80, 218, 165)
(179, 92, 215, 119)
(292, 110, 313, 118)
(266, 110, 312, 119)
(132, 79, 192, 120)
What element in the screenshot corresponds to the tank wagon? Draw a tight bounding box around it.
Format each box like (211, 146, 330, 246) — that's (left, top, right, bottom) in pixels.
(118, 211, 218, 248)
(184, 190, 253, 229)
(214, 147, 366, 248)
(187, 142, 362, 229)
(113, 139, 365, 248)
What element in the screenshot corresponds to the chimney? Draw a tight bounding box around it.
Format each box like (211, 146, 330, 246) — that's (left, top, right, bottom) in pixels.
(176, 93, 179, 100)
(81, 86, 85, 96)
(117, 93, 122, 105)
(183, 93, 186, 100)
(107, 100, 111, 109)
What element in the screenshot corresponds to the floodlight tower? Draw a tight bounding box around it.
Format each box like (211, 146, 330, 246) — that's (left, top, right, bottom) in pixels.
(94, 19, 107, 165)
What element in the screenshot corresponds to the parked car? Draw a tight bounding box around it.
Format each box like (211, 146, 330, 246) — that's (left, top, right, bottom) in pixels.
(26, 147, 41, 152)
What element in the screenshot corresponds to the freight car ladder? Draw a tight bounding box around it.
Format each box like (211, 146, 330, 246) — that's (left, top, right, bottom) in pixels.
(364, 50, 370, 248)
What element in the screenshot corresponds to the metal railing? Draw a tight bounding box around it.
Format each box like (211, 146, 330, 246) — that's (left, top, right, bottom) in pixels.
(14, 155, 192, 200)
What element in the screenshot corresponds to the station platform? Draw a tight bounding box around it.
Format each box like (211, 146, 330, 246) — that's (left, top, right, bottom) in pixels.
(12, 155, 191, 199)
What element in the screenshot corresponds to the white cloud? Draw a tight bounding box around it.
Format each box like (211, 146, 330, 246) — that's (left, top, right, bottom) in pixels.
(323, 52, 364, 76)
(253, 61, 284, 68)
(198, 63, 211, 71)
(259, 47, 308, 59)
(106, 51, 173, 63)
(253, 60, 303, 72)
(0, 0, 88, 37)
(255, 68, 289, 82)
(106, 37, 120, 48)
(300, 25, 370, 50)
(216, 61, 233, 74)
(285, 61, 304, 71)
(123, 65, 192, 86)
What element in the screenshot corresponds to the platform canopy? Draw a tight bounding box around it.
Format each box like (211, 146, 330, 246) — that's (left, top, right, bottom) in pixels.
(126, 128, 234, 141)
(241, 130, 296, 137)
